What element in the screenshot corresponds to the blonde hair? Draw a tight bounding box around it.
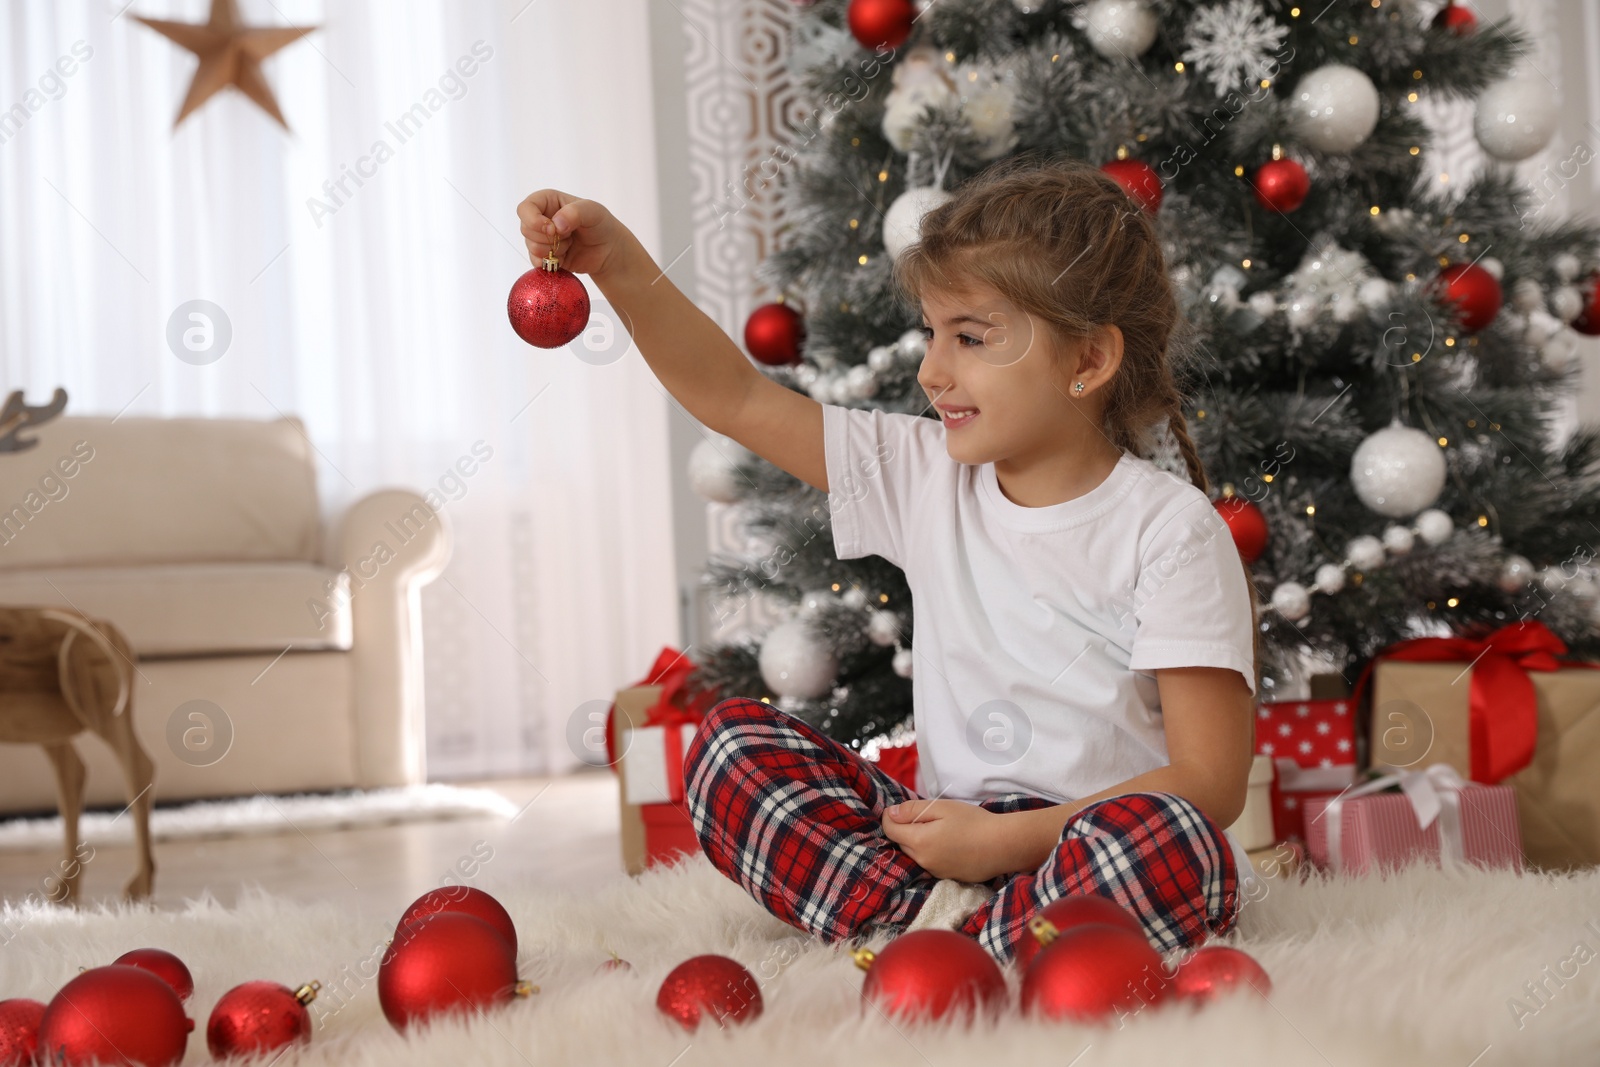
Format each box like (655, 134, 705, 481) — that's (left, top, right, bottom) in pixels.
(892, 154, 1263, 697)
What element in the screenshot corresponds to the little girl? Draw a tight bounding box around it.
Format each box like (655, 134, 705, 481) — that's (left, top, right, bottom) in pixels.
(518, 156, 1260, 964)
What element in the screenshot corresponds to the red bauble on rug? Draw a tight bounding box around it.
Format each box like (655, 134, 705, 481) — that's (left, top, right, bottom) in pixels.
(508, 256, 591, 349)
(1251, 157, 1311, 214)
(847, 0, 917, 51)
(1100, 157, 1163, 214)
(1020, 922, 1168, 1024)
(851, 929, 1008, 1024)
(38, 965, 193, 1067)
(1171, 946, 1272, 1004)
(396, 886, 518, 958)
(112, 948, 194, 1002)
(744, 302, 806, 365)
(1012, 893, 1146, 972)
(206, 980, 320, 1059)
(656, 954, 763, 1031)
(378, 913, 531, 1032)
(1430, 262, 1502, 333)
(0, 999, 45, 1067)
(1214, 493, 1270, 563)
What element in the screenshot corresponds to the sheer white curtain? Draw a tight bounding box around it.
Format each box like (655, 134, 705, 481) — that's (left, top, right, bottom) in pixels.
(0, 0, 680, 779)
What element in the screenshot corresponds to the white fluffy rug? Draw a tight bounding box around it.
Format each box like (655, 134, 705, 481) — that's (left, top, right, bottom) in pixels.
(1, 854, 1595, 1065)
(0, 784, 517, 850)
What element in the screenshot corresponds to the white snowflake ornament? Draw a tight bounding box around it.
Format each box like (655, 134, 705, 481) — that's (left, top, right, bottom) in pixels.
(1182, 0, 1288, 97)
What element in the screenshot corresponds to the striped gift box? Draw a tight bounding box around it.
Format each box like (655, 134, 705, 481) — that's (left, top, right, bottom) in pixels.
(1303, 784, 1523, 874)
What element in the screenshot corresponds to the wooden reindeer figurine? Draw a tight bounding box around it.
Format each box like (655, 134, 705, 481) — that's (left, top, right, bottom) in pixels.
(0, 608, 155, 902)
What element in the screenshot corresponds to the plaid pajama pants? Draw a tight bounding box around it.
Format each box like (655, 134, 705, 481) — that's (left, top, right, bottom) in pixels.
(682, 697, 1239, 964)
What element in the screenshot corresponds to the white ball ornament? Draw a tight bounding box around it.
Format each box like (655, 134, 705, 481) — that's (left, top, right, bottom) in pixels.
(1551, 286, 1583, 323)
(1358, 278, 1395, 310)
(1543, 329, 1581, 372)
(1350, 421, 1447, 518)
(842, 587, 868, 610)
(1292, 64, 1380, 153)
(758, 619, 839, 700)
(1314, 563, 1346, 595)
(798, 587, 836, 618)
(867, 609, 902, 646)
(846, 363, 879, 400)
(961, 78, 1018, 160)
(1525, 309, 1563, 347)
(892, 646, 914, 678)
(1271, 581, 1312, 621)
(1248, 291, 1278, 317)
(688, 435, 756, 503)
(868, 345, 897, 373)
(1382, 524, 1416, 556)
(881, 97, 927, 155)
(1499, 554, 1535, 594)
(1347, 534, 1386, 571)
(1554, 253, 1581, 283)
(1474, 75, 1560, 163)
(884, 187, 953, 262)
(1416, 508, 1453, 546)
(794, 364, 819, 388)
(1511, 278, 1545, 314)
(898, 327, 928, 362)
(1479, 257, 1504, 281)
(1084, 0, 1158, 59)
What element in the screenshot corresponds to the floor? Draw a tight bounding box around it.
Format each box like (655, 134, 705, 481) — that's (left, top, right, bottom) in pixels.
(0, 768, 630, 916)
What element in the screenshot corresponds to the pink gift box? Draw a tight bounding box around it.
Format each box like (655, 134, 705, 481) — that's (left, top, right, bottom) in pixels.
(1303, 781, 1524, 874)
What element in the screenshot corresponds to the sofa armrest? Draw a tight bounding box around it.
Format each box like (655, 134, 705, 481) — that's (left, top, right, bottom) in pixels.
(331, 490, 453, 787)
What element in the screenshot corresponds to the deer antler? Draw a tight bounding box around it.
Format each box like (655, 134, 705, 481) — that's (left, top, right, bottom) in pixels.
(0, 388, 68, 453)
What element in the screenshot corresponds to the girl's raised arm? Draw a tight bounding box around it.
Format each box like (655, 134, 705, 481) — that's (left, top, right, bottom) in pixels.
(517, 189, 826, 493)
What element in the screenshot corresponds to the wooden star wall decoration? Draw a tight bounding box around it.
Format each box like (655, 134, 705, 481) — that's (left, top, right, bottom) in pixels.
(134, 0, 318, 131)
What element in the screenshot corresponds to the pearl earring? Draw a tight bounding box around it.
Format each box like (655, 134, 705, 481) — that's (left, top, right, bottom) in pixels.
(1073, 382, 1085, 395)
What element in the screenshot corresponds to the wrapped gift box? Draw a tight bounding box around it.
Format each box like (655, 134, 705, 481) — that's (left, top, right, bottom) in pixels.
(1362, 620, 1600, 870)
(871, 739, 919, 793)
(621, 723, 693, 805)
(610, 682, 706, 875)
(1254, 697, 1358, 769)
(1303, 770, 1523, 874)
(1268, 758, 1356, 844)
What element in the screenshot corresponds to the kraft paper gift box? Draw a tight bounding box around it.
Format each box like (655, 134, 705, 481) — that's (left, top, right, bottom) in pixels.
(1303, 766, 1523, 874)
(1361, 620, 1600, 870)
(1224, 754, 1278, 852)
(609, 684, 703, 875)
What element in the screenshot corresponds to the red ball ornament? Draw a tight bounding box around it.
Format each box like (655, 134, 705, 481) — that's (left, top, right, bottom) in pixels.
(1571, 274, 1600, 336)
(206, 980, 320, 1060)
(508, 256, 591, 349)
(1100, 158, 1163, 214)
(38, 965, 194, 1067)
(655, 955, 763, 1031)
(1251, 158, 1311, 214)
(744, 302, 805, 366)
(112, 948, 194, 1002)
(1172, 946, 1272, 1004)
(847, 0, 917, 51)
(1430, 262, 1503, 333)
(1012, 894, 1145, 972)
(1215, 493, 1270, 564)
(0, 999, 45, 1067)
(1432, 2, 1477, 34)
(851, 930, 1008, 1024)
(1020, 923, 1168, 1025)
(396, 886, 518, 958)
(378, 913, 529, 1032)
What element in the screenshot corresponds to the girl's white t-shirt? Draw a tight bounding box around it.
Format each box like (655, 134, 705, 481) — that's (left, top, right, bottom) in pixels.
(822, 403, 1258, 810)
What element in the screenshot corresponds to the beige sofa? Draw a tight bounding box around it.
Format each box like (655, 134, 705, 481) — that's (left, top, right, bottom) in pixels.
(0, 415, 451, 813)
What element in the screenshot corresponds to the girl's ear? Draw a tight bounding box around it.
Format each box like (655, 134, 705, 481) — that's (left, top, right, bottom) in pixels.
(1076, 324, 1124, 387)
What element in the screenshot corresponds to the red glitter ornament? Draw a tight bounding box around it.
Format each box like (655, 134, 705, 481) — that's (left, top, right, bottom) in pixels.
(1100, 157, 1163, 214)
(1020, 922, 1169, 1024)
(508, 251, 591, 349)
(851, 930, 1008, 1024)
(0, 999, 45, 1067)
(112, 948, 195, 1002)
(743, 302, 806, 365)
(1432, 2, 1477, 34)
(1012, 894, 1146, 972)
(1571, 274, 1600, 336)
(1215, 493, 1270, 563)
(847, 0, 917, 51)
(1430, 262, 1502, 333)
(206, 980, 320, 1060)
(395, 886, 518, 958)
(378, 913, 533, 1032)
(1251, 157, 1311, 214)
(1172, 946, 1272, 1004)
(38, 965, 193, 1067)
(655, 955, 764, 1031)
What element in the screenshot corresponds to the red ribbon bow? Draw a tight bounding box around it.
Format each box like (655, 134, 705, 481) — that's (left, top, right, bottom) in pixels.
(1352, 618, 1598, 784)
(605, 646, 720, 771)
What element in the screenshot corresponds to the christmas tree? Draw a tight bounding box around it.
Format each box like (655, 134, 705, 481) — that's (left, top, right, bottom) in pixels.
(686, 0, 1600, 751)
